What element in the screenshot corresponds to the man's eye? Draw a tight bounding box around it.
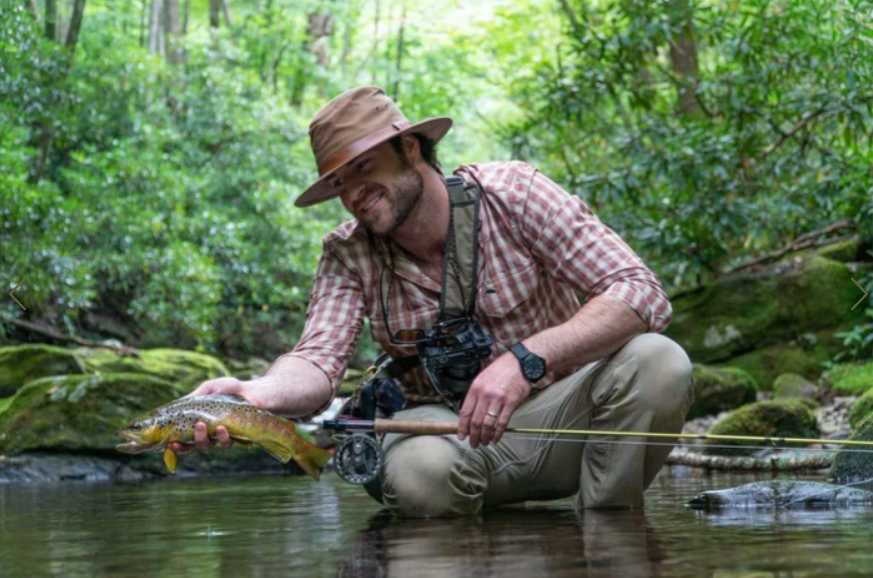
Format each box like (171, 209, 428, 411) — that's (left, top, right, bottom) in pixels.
(331, 177, 343, 188)
(356, 160, 369, 171)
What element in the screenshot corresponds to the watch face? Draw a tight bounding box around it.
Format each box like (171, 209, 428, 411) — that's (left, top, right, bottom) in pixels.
(524, 358, 546, 380)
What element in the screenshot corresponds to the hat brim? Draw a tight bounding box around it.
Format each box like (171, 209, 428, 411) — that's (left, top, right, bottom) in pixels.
(294, 117, 453, 208)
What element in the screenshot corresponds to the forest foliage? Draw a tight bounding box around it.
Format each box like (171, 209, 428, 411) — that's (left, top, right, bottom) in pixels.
(1, 0, 871, 360)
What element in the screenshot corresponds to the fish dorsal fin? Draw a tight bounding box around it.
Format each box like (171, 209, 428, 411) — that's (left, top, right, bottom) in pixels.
(210, 393, 249, 403)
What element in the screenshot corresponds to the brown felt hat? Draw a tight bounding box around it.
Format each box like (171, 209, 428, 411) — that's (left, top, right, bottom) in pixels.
(294, 86, 453, 208)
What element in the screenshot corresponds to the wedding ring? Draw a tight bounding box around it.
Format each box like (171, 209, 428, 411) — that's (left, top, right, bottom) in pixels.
(486, 411, 499, 419)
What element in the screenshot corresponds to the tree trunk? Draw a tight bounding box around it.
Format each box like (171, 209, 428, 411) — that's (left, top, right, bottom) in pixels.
(29, 0, 87, 186)
(64, 0, 86, 51)
(209, 0, 219, 28)
(220, 0, 232, 27)
(391, 5, 405, 101)
(165, 0, 182, 65)
(307, 12, 334, 68)
(139, 0, 146, 47)
(667, 0, 700, 115)
(28, 0, 41, 22)
(148, 0, 162, 53)
(370, 0, 379, 84)
(181, 0, 189, 34)
(44, 0, 56, 40)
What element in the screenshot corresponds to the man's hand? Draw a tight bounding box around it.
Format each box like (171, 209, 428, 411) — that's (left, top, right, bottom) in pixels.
(169, 377, 246, 455)
(457, 352, 531, 449)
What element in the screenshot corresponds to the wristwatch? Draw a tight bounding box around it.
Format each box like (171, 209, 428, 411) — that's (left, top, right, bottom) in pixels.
(509, 342, 547, 383)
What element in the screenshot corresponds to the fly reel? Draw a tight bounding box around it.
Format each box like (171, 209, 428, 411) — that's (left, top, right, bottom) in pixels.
(333, 434, 384, 485)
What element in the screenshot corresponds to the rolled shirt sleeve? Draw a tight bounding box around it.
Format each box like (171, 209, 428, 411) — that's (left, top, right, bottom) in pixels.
(285, 243, 365, 406)
(515, 167, 672, 333)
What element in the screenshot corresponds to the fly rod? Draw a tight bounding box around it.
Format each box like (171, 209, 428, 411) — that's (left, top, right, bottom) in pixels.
(323, 418, 872, 448)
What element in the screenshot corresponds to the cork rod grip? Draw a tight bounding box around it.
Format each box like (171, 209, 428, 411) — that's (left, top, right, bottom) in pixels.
(373, 419, 458, 436)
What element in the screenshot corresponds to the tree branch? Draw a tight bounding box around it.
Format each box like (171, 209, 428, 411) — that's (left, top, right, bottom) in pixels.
(0, 315, 140, 356)
(723, 220, 857, 276)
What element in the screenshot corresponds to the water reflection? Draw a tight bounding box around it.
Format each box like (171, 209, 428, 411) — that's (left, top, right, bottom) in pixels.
(337, 507, 665, 578)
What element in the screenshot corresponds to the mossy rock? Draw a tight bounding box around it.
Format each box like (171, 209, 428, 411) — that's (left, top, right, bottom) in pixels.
(832, 414, 873, 483)
(75, 347, 230, 390)
(0, 373, 188, 455)
(720, 328, 845, 390)
(705, 400, 820, 456)
(773, 373, 818, 400)
(848, 389, 873, 429)
(0, 345, 87, 397)
(688, 364, 757, 419)
(817, 238, 860, 263)
(665, 257, 858, 364)
(224, 357, 271, 380)
(825, 362, 873, 395)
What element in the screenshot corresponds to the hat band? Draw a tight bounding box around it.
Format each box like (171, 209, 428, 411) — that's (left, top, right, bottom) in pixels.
(317, 121, 411, 177)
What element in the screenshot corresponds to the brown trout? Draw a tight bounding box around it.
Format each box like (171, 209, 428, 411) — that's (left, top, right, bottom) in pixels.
(116, 393, 332, 480)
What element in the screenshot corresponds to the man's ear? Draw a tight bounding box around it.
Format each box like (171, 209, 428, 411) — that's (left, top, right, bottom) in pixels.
(401, 134, 422, 164)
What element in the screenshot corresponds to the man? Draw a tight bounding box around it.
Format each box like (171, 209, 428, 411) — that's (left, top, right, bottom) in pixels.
(177, 86, 694, 517)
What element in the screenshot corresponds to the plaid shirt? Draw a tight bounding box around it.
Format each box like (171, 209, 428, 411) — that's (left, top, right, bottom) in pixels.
(288, 161, 672, 412)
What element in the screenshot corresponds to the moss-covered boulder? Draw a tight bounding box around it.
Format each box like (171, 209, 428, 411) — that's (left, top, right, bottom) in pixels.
(848, 389, 873, 429)
(773, 373, 818, 400)
(817, 238, 860, 263)
(831, 414, 873, 483)
(0, 373, 188, 455)
(665, 257, 858, 364)
(705, 400, 820, 456)
(0, 345, 86, 397)
(825, 362, 873, 396)
(224, 357, 271, 381)
(0, 345, 230, 399)
(688, 364, 757, 419)
(721, 329, 845, 390)
(75, 348, 229, 389)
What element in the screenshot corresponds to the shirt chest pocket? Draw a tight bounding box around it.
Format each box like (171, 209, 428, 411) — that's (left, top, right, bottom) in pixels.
(477, 262, 540, 319)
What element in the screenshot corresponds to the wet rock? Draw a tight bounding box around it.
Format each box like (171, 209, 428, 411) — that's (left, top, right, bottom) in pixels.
(817, 396, 855, 437)
(688, 365, 757, 419)
(773, 373, 818, 400)
(665, 256, 858, 364)
(705, 400, 820, 456)
(0, 450, 307, 484)
(686, 480, 873, 510)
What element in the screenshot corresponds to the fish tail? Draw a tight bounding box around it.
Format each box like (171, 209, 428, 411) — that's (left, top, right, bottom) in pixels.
(292, 435, 332, 482)
(259, 423, 331, 481)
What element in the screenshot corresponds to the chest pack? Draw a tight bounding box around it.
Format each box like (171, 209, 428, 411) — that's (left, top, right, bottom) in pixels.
(346, 175, 494, 418)
(328, 176, 493, 493)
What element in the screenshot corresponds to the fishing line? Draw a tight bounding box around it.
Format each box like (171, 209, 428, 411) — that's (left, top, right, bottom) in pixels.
(503, 435, 873, 455)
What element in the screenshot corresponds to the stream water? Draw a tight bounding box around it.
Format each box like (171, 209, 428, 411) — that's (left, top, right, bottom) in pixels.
(2, 468, 873, 577)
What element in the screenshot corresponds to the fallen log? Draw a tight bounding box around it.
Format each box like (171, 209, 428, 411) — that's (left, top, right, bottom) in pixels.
(667, 448, 832, 471)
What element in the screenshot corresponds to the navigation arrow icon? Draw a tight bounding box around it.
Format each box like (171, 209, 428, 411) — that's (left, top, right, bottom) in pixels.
(852, 278, 868, 311)
(9, 278, 25, 311)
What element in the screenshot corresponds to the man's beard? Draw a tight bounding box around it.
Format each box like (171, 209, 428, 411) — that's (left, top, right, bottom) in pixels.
(364, 166, 424, 236)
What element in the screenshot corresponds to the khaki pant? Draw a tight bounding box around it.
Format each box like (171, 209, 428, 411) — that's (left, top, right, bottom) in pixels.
(375, 333, 694, 517)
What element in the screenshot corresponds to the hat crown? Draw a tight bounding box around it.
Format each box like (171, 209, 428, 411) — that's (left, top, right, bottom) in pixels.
(309, 86, 408, 175)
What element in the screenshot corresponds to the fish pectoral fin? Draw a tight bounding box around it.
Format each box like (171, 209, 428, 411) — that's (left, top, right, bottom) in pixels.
(234, 438, 254, 449)
(163, 448, 178, 474)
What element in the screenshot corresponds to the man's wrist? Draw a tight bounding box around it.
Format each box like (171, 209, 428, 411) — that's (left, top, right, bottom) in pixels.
(509, 342, 547, 383)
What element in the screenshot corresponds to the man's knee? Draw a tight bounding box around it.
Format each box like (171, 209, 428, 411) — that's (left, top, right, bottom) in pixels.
(381, 436, 484, 518)
(621, 333, 694, 414)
